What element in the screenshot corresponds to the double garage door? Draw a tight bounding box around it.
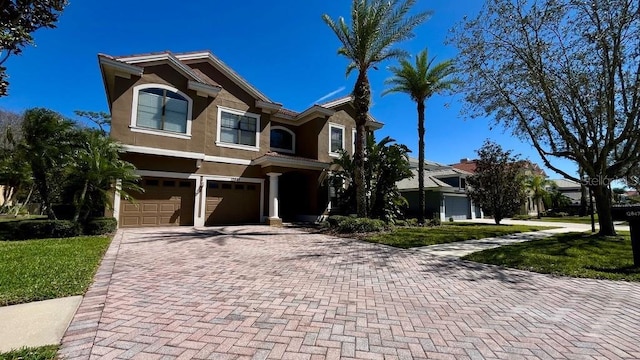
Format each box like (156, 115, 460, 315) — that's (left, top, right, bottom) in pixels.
(119, 177, 260, 227)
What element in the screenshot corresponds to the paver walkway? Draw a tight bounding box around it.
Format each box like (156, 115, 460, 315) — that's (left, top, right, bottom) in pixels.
(60, 226, 640, 359)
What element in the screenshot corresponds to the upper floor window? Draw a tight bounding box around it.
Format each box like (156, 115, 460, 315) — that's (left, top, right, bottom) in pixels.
(130, 84, 192, 139)
(216, 106, 260, 151)
(329, 123, 345, 157)
(270, 126, 295, 153)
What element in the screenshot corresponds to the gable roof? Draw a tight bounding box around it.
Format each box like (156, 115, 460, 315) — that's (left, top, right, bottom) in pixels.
(174, 51, 271, 102)
(98, 50, 383, 129)
(397, 170, 455, 190)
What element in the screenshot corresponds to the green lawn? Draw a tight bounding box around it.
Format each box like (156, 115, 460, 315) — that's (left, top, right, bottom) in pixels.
(0, 236, 111, 306)
(365, 223, 553, 248)
(0, 346, 58, 360)
(537, 216, 597, 224)
(463, 232, 640, 281)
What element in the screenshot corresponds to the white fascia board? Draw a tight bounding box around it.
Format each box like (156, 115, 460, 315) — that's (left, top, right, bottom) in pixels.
(252, 156, 329, 171)
(188, 80, 221, 97)
(117, 53, 203, 83)
(256, 100, 283, 113)
(320, 96, 353, 108)
(296, 106, 335, 120)
(99, 57, 144, 77)
(175, 52, 272, 102)
(366, 119, 384, 130)
(122, 145, 205, 160)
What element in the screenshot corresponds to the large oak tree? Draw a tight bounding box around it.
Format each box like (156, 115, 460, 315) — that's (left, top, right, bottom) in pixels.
(452, 0, 640, 235)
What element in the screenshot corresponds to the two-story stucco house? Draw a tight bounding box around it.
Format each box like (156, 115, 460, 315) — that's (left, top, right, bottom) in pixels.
(98, 50, 382, 227)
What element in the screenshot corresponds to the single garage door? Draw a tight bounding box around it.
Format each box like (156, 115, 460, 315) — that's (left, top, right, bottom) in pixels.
(120, 177, 195, 227)
(205, 181, 260, 225)
(444, 195, 470, 220)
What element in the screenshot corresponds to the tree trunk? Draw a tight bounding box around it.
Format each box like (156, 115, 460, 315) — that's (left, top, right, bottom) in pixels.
(73, 180, 89, 223)
(353, 71, 371, 218)
(536, 197, 542, 219)
(14, 184, 34, 216)
(33, 169, 56, 220)
(592, 185, 616, 236)
(417, 101, 426, 225)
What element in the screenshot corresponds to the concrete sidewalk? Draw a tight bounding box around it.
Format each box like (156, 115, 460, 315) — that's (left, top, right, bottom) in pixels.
(0, 296, 82, 353)
(462, 217, 630, 232)
(421, 217, 631, 258)
(417, 228, 574, 258)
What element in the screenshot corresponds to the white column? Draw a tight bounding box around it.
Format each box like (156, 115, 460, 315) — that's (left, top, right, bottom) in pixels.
(470, 199, 476, 220)
(267, 173, 282, 220)
(193, 176, 206, 227)
(113, 179, 122, 226)
(440, 195, 447, 222)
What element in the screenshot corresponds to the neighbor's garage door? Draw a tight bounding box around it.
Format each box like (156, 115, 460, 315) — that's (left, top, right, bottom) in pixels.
(444, 195, 470, 220)
(205, 181, 260, 225)
(120, 177, 195, 227)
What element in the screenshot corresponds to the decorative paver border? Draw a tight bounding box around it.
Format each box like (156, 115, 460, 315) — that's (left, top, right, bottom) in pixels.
(58, 230, 124, 359)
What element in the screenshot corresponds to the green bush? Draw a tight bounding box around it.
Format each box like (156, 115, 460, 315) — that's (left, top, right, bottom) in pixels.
(335, 217, 387, 233)
(395, 218, 419, 227)
(83, 217, 117, 235)
(427, 217, 441, 227)
(13, 220, 81, 240)
(512, 214, 534, 220)
(326, 215, 348, 227)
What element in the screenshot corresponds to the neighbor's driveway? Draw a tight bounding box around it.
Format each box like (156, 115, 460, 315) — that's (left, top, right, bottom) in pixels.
(60, 226, 640, 359)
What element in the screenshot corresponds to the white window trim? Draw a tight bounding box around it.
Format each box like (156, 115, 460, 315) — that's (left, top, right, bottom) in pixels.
(130, 83, 193, 139)
(352, 128, 357, 155)
(329, 122, 345, 158)
(270, 126, 296, 154)
(216, 106, 261, 152)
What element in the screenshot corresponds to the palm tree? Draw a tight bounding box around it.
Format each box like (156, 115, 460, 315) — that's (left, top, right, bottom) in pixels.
(383, 49, 455, 224)
(68, 129, 141, 222)
(322, 0, 430, 217)
(524, 174, 552, 218)
(21, 108, 75, 219)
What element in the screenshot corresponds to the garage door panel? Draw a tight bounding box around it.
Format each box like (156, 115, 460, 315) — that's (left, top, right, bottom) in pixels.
(445, 196, 470, 220)
(120, 177, 195, 228)
(205, 181, 260, 225)
(123, 203, 140, 213)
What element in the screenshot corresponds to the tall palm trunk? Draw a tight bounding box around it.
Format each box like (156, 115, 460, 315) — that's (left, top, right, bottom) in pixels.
(417, 101, 426, 224)
(33, 167, 56, 220)
(593, 184, 615, 236)
(73, 179, 89, 222)
(353, 72, 371, 218)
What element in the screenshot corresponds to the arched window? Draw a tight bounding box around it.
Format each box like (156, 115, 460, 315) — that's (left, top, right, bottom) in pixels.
(270, 126, 295, 153)
(131, 84, 192, 138)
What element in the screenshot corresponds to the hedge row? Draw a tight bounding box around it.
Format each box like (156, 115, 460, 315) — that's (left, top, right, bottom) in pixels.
(0, 217, 117, 241)
(326, 215, 388, 233)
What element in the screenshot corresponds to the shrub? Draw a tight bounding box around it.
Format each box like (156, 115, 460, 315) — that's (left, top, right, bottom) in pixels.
(13, 220, 81, 240)
(326, 215, 348, 227)
(448, 217, 454, 222)
(512, 214, 533, 220)
(427, 217, 441, 227)
(335, 217, 387, 233)
(84, 217, 117, 235)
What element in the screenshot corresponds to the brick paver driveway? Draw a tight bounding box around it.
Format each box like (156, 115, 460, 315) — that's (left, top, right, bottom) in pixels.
(60, 226, 640, 359)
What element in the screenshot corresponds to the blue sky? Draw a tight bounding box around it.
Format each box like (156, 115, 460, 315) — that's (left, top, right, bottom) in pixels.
(0, 0, 577, 178)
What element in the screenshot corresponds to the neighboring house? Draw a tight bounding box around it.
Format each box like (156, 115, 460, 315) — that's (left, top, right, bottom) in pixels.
(550, 178, 583, 205)
(98, 50, 382, 227)
(451, 158, 546, 215)
(398, 159, 481, 221)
